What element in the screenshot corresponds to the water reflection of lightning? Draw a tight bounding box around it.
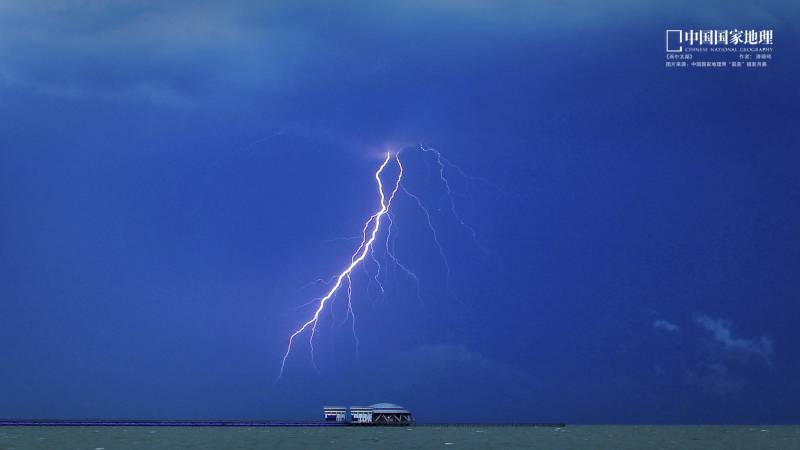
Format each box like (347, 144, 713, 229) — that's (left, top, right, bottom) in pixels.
(278, 152, 402, 381)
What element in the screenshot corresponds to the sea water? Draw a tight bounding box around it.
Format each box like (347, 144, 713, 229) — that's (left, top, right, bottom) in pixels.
(1, 425, 799, 450)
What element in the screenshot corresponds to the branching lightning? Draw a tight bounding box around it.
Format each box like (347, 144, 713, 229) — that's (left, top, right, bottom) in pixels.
(277, 145, 487, 382)
(383, 212, 424, 308)
(419, 144, 480, 244)
(278, 152, 403, 381)
(400, 184, 452, 294)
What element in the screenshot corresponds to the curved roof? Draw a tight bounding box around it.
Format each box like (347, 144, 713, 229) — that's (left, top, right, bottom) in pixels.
(370, 403, 409, 413)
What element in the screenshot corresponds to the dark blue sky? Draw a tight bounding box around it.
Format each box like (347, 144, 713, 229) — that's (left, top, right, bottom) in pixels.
(1, 1, 798, 423)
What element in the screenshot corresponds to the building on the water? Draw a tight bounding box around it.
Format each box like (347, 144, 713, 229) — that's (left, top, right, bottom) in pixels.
(323, 403, 413, 425)
(369, 403, 413, 425)
(323, 406, 347, 422)
(349, 406, 373, 424)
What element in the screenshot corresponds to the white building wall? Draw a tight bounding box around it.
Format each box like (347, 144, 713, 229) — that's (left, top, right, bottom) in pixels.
(350, 408, 373, 423)
(323, 408, 347, 422)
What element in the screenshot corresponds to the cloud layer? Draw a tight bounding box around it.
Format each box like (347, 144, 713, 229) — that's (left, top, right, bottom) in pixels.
(694, 314, 774, 366)
(0, 0, 792, 106)
(653, 319, 681, 334)
(650, 314, 775, 395)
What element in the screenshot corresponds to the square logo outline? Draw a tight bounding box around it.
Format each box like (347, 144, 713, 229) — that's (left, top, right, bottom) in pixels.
(666, 29, 683, 52)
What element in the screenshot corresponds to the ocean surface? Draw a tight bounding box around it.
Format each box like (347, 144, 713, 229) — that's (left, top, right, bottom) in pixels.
(1, 425, 798, 449)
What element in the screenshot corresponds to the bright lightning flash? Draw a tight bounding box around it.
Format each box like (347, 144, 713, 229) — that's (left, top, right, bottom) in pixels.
(278, 152, 403, 381)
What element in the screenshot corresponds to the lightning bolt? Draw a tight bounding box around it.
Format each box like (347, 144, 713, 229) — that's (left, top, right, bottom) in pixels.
(278, 152, 403, 381)
(400, 184, 452, 295)
(419, 144, 480, 244)
(277, 145, 489, 381)
(383, 212, 424, 309)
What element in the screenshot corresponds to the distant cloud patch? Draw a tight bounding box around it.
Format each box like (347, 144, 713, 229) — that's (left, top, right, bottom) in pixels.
(694, 314, 774, 366)
(652, 319, 681, 334)
(649, 313, 776, 395)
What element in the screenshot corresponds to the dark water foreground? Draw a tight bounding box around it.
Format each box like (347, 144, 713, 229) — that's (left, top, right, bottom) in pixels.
(1, 425, 798, 450)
